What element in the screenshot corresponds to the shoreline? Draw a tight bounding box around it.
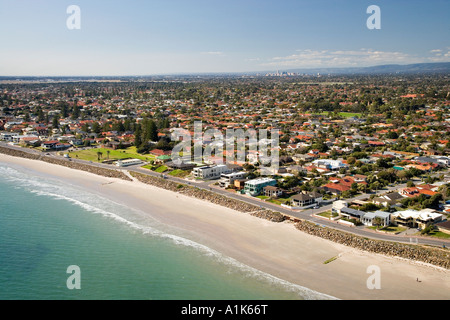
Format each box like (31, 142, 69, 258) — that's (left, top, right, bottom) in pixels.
(0, 151, 450, 299)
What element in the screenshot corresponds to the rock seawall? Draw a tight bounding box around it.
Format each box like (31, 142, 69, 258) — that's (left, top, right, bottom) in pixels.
(294, 220, 450, 269)
(1, 145, 448, 269)
(0, 146, 132, 181)
(130, 171, 286, 223)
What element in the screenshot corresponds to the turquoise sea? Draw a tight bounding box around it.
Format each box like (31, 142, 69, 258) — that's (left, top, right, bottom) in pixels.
(0, 162, 333, 300)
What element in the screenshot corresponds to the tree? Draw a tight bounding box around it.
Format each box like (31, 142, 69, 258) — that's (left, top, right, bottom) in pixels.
(372, 217, 384, 229)
(37, 108, 45, 123)
(371, 181, 381, 193)
(421, 224, 435, 235)
(134, 124, 142, 147)
(92, 122, 101, 134)
(97, 151, 103, 161)
(347, 156, 356, 165)
(145, 119, 158, 142)
(52, 116, 59, 129)
(357, 183, 367, 193)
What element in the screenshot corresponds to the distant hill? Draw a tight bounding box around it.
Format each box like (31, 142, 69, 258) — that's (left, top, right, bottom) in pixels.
(283, 62, 450, 75)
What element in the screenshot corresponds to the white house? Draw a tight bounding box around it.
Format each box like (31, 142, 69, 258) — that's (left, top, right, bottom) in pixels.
(360, 211, 391, 227)
(392, 209, 444, 229)
(192, 164, 232, 180)
(218, 171, 246, 188)
(0, 132, 19, 141)
(312, 159, 347, 171)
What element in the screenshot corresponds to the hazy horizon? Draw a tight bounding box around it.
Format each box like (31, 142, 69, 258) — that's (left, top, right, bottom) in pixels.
(1, 0, 449, 76)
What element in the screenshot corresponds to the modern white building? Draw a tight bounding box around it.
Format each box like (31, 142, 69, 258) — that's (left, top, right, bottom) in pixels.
(192, 164, 232, 180)
(360, 211, 391, 227)
(333, 200, 391, 227)
(244, 177, 277, 196)
(115, 159, 143, 167)
(218, 171, 246, 188)
(0, 132, 19, 141)
(312, 159, 347, 171)
(392, 209, 443, 229)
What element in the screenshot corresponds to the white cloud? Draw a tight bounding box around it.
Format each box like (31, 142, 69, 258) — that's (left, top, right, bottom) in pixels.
(428, 48, 450, 62)
(262, 49, 417, 68)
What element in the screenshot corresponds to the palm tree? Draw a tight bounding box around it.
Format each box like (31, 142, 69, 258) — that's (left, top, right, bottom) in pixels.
(106, 150, 110, 160)
(357, 183, 367, 194)
(97, 151, 103, 161)
(372, 217, 384, 229)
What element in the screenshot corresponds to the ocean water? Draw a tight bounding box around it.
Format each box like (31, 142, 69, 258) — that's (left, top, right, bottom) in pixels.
(0, 162, 335, 300)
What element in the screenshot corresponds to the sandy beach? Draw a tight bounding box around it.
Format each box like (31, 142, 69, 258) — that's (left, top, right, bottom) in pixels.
(1, 153, 449, 300)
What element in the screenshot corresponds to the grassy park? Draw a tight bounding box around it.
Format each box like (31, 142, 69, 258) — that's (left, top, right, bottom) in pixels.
(69, 146, 156, 162)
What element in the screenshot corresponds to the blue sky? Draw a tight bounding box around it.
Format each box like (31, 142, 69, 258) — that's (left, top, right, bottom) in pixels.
(0, 0, 449, 76)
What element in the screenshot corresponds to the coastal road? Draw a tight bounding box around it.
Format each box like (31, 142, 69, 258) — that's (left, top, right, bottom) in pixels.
(1, 142, 449, 248)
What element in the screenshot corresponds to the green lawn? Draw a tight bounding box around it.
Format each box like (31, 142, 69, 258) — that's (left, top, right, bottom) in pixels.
(317, 211, 334, 218)
(168, 169, 191, 178)
(69, 147, 156, 162)
(141, 164, 170, 173)
(154, 165, 168, 173)
(368, 225, 407, 233)
(266, 197, 292, 206)
(427, 230, 450, 239)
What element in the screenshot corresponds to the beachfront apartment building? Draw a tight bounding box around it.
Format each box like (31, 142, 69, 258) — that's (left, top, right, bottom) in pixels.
(218, 171, 247, 188)
(0, 132, 19, 142)
(192, 164, 232, 180)
(244, 178, 277, 196)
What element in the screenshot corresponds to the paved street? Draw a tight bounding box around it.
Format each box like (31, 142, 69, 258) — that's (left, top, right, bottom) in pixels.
(2, 142, 450, 248)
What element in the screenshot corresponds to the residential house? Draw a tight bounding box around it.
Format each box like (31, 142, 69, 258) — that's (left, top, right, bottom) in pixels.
(192, 164, 232, 180)
(234, 178, 247, 191)
(360, 211, 391, 227)
(311, 159, 347, 171)
(42, 140, 59, 150)
(218, 171, 246, 188)
(244, 178, 277, 196)
(332, 200, 387, 226)
(372, 192, 404, 207)
(291, 191, 322, 208)
(392, 209, 443, 229)
(263, 186, 284, 198)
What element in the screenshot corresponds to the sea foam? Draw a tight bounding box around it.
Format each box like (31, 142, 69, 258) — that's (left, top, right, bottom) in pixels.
(0, 163, 338, 300)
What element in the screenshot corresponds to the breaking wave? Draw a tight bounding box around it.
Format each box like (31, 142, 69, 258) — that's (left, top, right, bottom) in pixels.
(0, 163, 338, 300)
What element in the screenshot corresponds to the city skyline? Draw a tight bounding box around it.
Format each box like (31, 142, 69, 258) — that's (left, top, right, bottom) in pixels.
(0, 0, 449, 76)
